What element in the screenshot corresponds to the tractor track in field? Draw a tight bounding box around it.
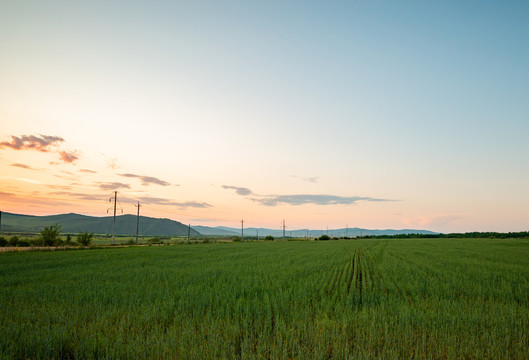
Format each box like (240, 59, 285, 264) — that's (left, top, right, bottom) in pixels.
(323, 247, 386, 307)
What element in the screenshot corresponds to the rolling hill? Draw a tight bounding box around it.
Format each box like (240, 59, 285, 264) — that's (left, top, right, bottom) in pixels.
(0, 212, 199, 237)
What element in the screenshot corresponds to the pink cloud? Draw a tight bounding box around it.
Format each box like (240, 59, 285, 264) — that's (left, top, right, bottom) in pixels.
(0, 134, 64, 152)
(0, 134, 81, 164)
(59, 150, 79, 164)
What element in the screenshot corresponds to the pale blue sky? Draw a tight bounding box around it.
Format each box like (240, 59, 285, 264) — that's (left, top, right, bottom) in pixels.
(1, 1, 528, 232)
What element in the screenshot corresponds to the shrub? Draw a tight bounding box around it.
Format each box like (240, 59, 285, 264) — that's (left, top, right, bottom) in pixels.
(40, 224, 62, 246)
(77, 232, 94, 246)
(0, 237, 6, 247)
(31, 237, 44, 246)
(9, 235, 19, 246)
(148, 237, 163, 245)
(17, 240, 30, 247)
(265, 235, 275, 241)
(318, 235, 331, 241)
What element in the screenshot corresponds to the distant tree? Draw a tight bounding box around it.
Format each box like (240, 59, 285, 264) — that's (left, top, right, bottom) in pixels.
(65, 234, 72, 245)
(17, 240, 30, 247)
(40, 224, 62, 246)
(318, 235, 331, 241)
(9, 235, 19, 246)
(0, 237, 6, 247)
(147, 237, 163, 245)
(77, 232, 93, 246)
(265, 235, 274, 241)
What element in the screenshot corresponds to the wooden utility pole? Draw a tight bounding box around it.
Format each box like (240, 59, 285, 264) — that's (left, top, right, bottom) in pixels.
(241, 219, 244, 241)
(112, 191, 117, 245)
(282, 219, 286, 240)
(135, 202, 142, 244)
(187, 224, 191, 243)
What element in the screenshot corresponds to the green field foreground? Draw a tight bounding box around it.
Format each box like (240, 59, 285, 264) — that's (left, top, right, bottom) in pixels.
(1, 239, 528, 359)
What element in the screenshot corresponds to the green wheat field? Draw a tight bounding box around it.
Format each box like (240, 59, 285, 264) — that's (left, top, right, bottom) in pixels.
(1, 238, 528, 359)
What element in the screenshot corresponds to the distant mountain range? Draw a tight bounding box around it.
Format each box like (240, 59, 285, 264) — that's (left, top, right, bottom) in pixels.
(0, 212, 199, 237)
(193, 226, 438, 238)
(0, 212, 437, 237)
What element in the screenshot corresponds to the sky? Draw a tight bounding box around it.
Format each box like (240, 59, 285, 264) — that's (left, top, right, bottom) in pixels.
(1, 0, 528, 233)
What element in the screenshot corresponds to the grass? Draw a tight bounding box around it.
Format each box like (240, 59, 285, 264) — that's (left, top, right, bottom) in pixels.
(0, 238, 528, 359)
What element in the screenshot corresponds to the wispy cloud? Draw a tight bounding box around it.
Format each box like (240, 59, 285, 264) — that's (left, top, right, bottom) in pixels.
(222, 185, 253, 195)
(80, 169, 96, 173)
(138, 196, 211, 208)
(48, 191, 108, 202)
(291, 175, 319, 183)
(0, 134, 63, 152)
(0, 190, 16, 198)
(59, 150, 79, 164)
(11, 163, 37, 170)
(223, 185, 392, 207)
(98, 182, 131, 190)
(107, 157, 119, 169)
(118, 173, 172, 186)
(0, 134, 80, 164)
(253, 194, 392, 206)
(47, 184, 73, 190)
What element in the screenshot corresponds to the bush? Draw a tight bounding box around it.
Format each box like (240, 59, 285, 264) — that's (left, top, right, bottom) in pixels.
(265, 235, 275, 241)
(9, 235, 19, 246)
(77, 232, 94, 246)
(148, 237, 163, 245)
(17, 240, 30, 247)
(0, 237, 6, 247)
(40, 224, 62, 246)
(318, 235, 331, 241)
(30, 237, 44, 246)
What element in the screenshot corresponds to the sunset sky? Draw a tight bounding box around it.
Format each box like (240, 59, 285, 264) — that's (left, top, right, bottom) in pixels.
(1, 1, 528, 233)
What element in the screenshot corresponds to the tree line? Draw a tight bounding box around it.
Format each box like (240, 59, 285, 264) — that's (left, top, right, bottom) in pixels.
(0, 224, 93, 247)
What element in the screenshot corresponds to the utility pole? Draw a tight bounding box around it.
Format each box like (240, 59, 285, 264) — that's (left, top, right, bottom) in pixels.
(108, 191, 117, 245)
(282, 219, 286, 240)
(256, 228, 258, 241)
(135, 202, 142, 244)
(346, 224, 348, 238)
(327, 226, 329, 236)
(187, 224, 191, 243)
(306, 229, 309, 239)
(241, 219, 244, 241)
